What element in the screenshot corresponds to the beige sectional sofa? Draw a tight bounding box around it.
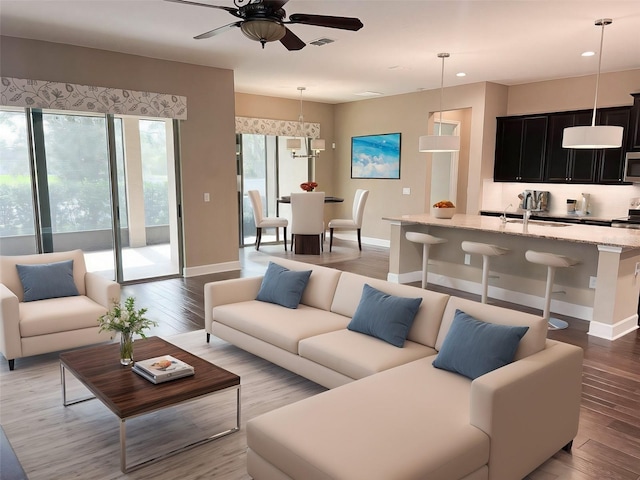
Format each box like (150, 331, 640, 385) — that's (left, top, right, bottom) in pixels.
(204, 258, 583, 480)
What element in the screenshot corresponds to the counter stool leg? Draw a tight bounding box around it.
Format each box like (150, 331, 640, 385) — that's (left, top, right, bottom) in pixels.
(544, 265, 569, 330)
(480, 255, 490, 304)
(421, 244, 430, 289)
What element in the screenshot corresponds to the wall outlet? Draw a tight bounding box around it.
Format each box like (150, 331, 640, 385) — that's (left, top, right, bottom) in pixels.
(589, 276, 597, 289)
(402, 187, 411, 195)
(204, 192, 210, 202)
(464, 254, 471, 265)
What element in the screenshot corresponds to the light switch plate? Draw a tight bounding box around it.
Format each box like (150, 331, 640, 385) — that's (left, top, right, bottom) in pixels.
(204, 193, 210, 202)
(402, 187, 411, 195)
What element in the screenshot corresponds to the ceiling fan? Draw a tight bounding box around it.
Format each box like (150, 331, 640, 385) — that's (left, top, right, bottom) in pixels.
(165, 0, 364, 50)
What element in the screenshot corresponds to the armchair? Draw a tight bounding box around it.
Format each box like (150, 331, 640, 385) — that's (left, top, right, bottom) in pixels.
(0, 250, 120, 370)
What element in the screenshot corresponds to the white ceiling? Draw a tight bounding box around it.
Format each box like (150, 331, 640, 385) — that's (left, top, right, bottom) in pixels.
(1, 0, 639, 104)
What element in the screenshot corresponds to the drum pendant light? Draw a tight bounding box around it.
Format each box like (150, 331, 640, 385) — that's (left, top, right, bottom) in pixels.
(419, 53, 460, 153)
(562, 18, 623, 149)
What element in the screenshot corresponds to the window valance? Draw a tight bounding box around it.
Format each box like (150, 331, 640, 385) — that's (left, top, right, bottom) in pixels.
(236, 116, 320, 138)
(0, 77, 187, 120)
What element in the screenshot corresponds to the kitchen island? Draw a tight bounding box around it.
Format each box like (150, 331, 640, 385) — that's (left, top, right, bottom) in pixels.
(385, 213, 640, 340)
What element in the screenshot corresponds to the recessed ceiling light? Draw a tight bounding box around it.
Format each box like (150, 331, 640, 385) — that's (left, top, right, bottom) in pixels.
(354, 91, 384, 97)
(309, 38, 335, 47)
(581, 51, 596, 57)
(456, 72, 466, 77)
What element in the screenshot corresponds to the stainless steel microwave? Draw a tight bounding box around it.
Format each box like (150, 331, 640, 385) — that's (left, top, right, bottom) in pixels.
(624, 152, 640, 183)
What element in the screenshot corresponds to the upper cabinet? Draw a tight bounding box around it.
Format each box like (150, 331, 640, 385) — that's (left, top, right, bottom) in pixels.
(494, 95, 639, 185)
(628, 93, 640, 151)
(494, 115, 547, 182)
(545, 111, 597, 183)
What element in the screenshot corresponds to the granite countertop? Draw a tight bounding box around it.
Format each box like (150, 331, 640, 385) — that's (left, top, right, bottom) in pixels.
(384, 213, 640, 249)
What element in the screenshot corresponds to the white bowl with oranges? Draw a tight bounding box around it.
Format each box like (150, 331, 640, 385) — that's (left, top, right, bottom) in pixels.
(432, 200, 456, 219)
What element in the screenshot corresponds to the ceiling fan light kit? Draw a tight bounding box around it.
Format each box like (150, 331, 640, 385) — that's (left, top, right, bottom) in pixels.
(419, 53, 461, 153)
(562, 18, 623, 149)
(167, 0, 363, 50)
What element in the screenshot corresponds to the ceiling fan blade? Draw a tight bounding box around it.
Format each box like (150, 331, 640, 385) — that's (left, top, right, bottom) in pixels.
(163, 0, 241, 18)
(280, 27, 305, 51)
(262, 0, 290, 10)
(288, 13, 363, 31)
(194, 21, 242, 40)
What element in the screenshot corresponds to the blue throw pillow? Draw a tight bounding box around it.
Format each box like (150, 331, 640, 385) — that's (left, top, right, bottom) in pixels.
(347, 284, 422, 348)
(16, 259, 80, 302)
(256, 262, 312, 309)
(433, 309, 529, 380)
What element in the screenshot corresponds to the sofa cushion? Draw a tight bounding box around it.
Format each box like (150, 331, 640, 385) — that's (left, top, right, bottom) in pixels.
(247, 357, 489, 480)
(19, 296, 108, 337)
(268, 258, 342, 311)
(16, 260, 80, 302)
(213, 301, 350, 354)
(347, 284, 422, 347)
(436, 296, 547, 361)
(299, 329, 436, 380)
(256, 262, 311, 309)
(331, 272, 449, 348)
(433, 309, 529, 380)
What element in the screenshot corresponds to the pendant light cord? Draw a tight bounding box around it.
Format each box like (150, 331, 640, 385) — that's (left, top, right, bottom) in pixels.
(438, 55, 444, 136)
(298, 87, 305, 137)
(591, 20, 608, 127)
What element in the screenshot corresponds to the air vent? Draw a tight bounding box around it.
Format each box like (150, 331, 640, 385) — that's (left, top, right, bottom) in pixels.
(309, 38, 335, 46)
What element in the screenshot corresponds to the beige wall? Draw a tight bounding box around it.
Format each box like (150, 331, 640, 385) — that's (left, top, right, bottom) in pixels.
(507, 70, 640, 115)
(0, 36, 238, 273)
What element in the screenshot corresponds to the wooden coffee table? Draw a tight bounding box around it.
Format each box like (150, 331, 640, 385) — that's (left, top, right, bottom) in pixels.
(59, 336, 240, 473)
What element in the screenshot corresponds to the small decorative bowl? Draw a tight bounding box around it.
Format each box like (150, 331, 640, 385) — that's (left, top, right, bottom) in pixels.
(432, 207, 456, 219)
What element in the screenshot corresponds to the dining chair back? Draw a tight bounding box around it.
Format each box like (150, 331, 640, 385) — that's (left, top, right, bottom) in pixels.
(291, 191, 325, 252)
(328, 189, 369, 251)
(248, 190, 288, 251)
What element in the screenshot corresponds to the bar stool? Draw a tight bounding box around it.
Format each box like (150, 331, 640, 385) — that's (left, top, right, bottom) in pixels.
(525, 250, 579, 330)
(405, 232, 447, 289)
(461, 241, 510, 304)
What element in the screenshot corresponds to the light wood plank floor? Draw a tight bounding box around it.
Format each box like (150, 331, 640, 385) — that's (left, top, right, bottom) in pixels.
(2, 239, 639, 479)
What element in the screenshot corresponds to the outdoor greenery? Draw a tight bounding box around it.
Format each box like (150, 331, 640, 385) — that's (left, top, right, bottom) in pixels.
(0, 110, 170, 238)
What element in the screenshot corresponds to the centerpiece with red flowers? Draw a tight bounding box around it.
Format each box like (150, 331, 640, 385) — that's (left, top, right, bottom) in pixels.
(300, 181, 318, 192)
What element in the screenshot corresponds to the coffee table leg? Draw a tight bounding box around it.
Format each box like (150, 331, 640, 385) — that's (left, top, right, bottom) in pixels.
(120, 419, 127, 473)
(60, 363, 95, 407)
(120, 385, 241, 473)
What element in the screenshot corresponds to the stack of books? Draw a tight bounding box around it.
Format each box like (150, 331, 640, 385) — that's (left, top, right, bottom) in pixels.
(133, 355, 195, 384)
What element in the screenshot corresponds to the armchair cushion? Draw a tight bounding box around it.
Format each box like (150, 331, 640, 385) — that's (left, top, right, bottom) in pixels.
(16, 260, 79, 302)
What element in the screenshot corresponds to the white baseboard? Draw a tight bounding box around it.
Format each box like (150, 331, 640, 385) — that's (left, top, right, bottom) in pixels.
(389, 269, 594, 322)
(183, 260, 241, 278)
(588, 315, 639, 340)
(331, 232, 390, 248)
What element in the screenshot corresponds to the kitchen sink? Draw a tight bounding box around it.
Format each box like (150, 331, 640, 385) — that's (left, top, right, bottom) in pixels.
(505, 219, 570, 227)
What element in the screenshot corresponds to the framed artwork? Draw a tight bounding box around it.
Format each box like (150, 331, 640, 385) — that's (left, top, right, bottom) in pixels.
(351, 133, 401, 179)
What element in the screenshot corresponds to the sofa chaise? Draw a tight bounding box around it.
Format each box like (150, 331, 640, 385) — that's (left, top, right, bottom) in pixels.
(204, 257, 583, 480)
(0, 249, 120, 370)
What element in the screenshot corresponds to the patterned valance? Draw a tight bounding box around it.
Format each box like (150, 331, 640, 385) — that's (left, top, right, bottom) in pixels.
(236, 116, 320, 138)
(1, 77, 187, 120)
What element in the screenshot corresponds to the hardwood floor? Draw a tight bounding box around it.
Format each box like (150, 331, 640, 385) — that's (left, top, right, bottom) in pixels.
(122, 240, 640, 479)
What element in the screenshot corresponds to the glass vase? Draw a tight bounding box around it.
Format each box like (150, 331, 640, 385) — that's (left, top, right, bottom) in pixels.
(120, 331, 134, 366)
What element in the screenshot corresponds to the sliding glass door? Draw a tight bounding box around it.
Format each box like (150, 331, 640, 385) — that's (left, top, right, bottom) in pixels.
(238, 133, 312, 247)
(0, 107, 181, 282)
(0, 109, 37, 255)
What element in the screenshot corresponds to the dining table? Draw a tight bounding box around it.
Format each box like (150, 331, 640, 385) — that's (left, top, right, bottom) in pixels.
(277, 195, 344, 254)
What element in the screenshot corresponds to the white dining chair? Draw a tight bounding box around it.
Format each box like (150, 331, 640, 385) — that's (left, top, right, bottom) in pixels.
(291, 192, 325, 253)
(328, 189, 369, 252)
(248, 190, 288, 251)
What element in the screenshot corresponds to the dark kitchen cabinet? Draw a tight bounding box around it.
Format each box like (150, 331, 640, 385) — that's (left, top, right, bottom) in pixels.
(545, 111, 598, 183)
(598, 107, 631, 183)
(494, 115, 547, 182)
(628, 93, 640, 151)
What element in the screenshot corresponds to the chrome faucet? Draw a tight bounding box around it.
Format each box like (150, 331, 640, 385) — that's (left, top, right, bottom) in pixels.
(500, 203, 512, 223)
